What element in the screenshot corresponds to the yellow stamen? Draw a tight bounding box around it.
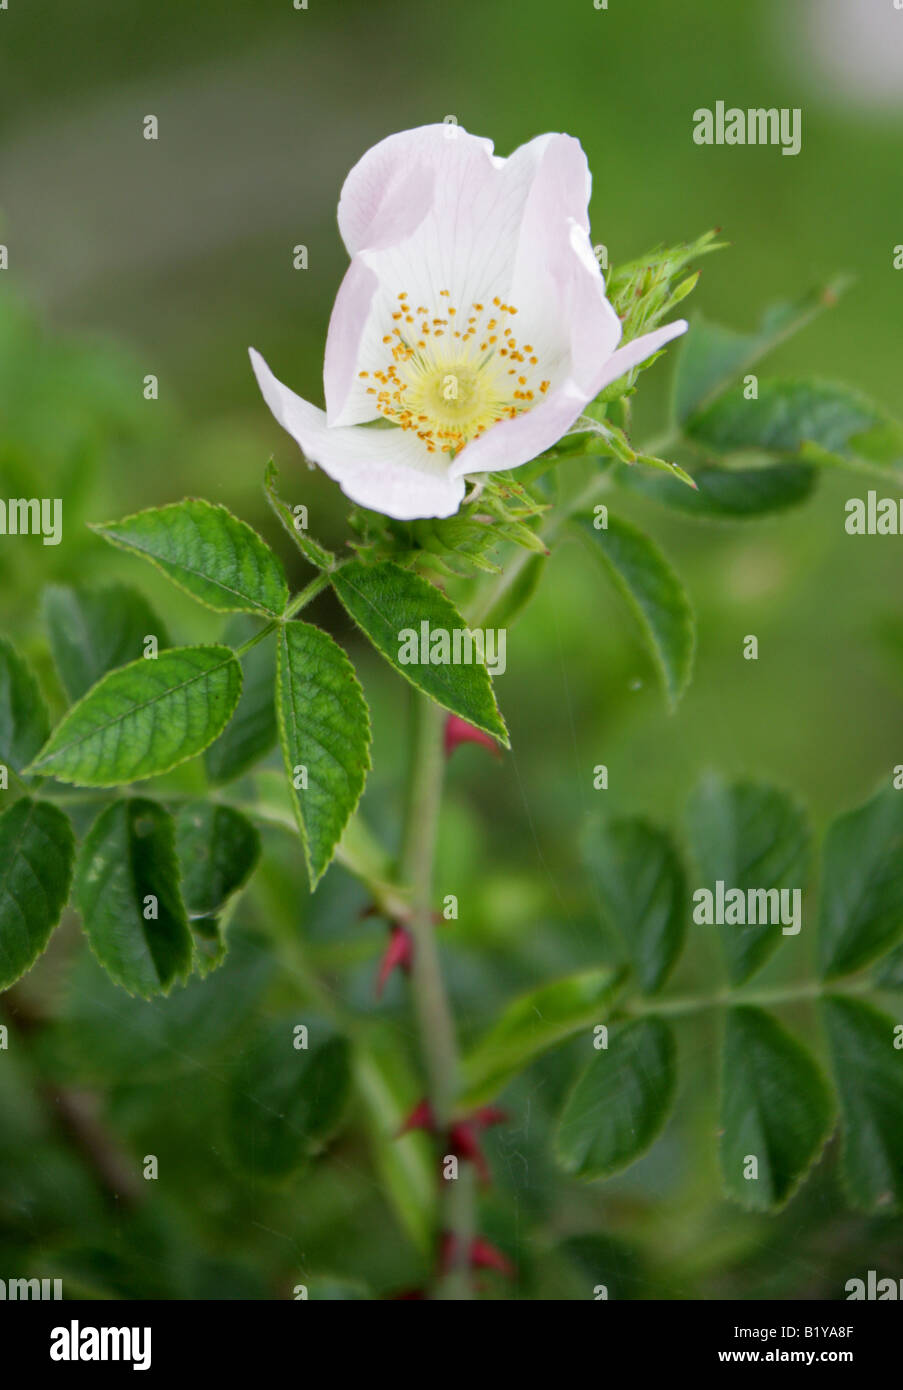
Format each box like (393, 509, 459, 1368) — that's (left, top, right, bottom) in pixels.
(361, 290, 549, 452)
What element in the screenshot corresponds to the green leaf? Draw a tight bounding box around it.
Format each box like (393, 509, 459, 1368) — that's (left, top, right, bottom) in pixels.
(576, 514, 694, 708)
(204, 619, 277, 785)
(818, 785, 903, 980)
(331, 560, 508, 745)
(584, 817, 687, 993)
(823, 995, 903, 1212)
(460, 966, 623, 1108)
(411, 516, 504, 576)
(74, 798, 193, 998)
(875, 943, 903, 990)
(226, 1019, 352, 1180)
(688, 380, 903, 480)
(305, 1277, 371, 1301)
(582, 416, 636, 464)
(264, 460, 336, 571)
(408, 477, 548, 578)
(634, 452, 697, 491)
(620, 459, 816, 519)
(27, 646, 243, 787)
(354, 1028, 438, 1254)
(0, 639, 50, 774)
(92, 499, 289, 617)
(276, 620, 371, 887)
(556, 1018, 677, 1180)
(606, 229, 724, 369)
(558, 1234, 649, 1300)
(54, 926, 274, 1084)
(43, 583, 170, 701)
(720, 1006, 833, 1212)
(673, 280, 847, 423)
(687, 774, 811, 985)
(174, 802, 260, 918)
(481, 553, 546, 631)
(186, 913, 228, 977)
(0, 799, 75, 989)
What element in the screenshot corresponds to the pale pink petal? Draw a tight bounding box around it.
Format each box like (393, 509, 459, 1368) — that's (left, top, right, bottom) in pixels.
(249, 349, 464, 521)
(561, 222, 625, 396)
(322, 257, 383, 433)
(590, 317, 689, 396)
(505, 149, 621, 395)
(336, 124, 496, 259)
(325, 127, 589, 428)
(448, 379, 589, 478)
(449, 319, 687, 480)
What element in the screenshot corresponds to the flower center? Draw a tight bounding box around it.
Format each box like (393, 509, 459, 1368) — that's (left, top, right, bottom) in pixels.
(359, 291, 550, 455)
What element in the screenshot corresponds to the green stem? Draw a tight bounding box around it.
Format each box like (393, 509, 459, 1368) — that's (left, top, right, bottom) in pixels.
(469, 470, 605, 624)
(622, 974, 875, 1021)
(3, 764, 32, 799)
(438, 1165, 477, 1302)
(400, 693, 457, 1120)
(285, 572, 332, 618)
(399, 690, 474, 1298)
(469, 425, 682, 625)
(234, 572, 332, 659)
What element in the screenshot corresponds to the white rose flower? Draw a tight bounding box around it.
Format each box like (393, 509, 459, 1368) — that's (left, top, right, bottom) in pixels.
(251, 124, 686, 521)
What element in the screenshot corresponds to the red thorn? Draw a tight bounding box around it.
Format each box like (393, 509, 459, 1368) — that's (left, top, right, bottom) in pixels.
(398, 1103, 506, 1184)
(438, 1231, 458, 1274)
(449, 1121, 491, 1183)
(398, 1098, 435, 1136)
(444, 714, 501, 760)
(397, 1103, 506, 1188)
(471, 1237, 515, 1277)
(375, 923, 413, 998)
(439, 1232, 514, 1279)
(449, 1109, 506, 1184)
(473, 1106, 508, 1131)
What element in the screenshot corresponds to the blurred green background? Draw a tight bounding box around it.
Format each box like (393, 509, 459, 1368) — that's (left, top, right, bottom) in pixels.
(1, 0, 902, 1299)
